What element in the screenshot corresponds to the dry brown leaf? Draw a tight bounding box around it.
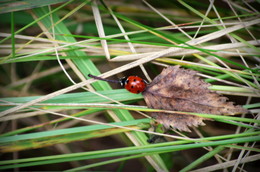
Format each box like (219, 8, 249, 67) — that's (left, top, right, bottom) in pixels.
(142, 65, 248, 132)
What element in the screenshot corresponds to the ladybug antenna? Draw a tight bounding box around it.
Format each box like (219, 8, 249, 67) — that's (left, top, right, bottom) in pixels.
(88, 74, 120, 84)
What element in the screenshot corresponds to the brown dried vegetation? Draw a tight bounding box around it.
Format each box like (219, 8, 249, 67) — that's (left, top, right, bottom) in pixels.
(143, 66, 247, 132)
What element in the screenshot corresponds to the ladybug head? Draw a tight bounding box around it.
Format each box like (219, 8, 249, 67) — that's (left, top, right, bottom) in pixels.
(119, 77, 128, 87)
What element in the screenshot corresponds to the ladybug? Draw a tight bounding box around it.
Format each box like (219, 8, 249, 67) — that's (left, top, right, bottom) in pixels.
(119, 76, 147, 94)
(88, 74, 147, 94)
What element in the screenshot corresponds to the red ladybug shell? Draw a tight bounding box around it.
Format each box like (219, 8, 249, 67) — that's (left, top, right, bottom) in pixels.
(121, 76, 147, 94)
